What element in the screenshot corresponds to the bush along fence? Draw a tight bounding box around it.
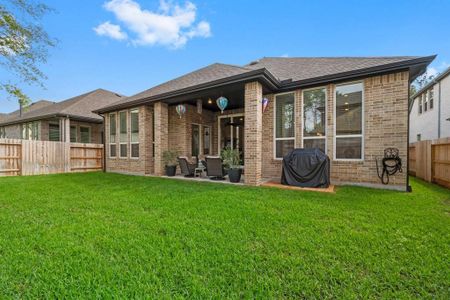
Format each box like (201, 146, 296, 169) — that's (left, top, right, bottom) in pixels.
(409, 137, 450, 188)
(0, 138, 103, 176)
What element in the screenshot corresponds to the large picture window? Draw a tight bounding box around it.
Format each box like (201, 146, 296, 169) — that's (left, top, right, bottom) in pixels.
(119, 111, 127, 158)
(22, 122, 40, 140)
(303, 88, 326, 153)
(335, 82, 363, 160)
(130, 109, 139, 158)
(275, 93, 295, 158)
(109, 113, 117, 157)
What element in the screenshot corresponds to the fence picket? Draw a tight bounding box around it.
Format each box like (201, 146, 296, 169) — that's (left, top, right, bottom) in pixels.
(0, 138, 103, 176)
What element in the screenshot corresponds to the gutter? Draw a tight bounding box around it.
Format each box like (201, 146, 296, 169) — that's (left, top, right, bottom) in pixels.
(407, 74, 412, 192)
(0, 114, 104, 127)
(438, 81, 442, 138)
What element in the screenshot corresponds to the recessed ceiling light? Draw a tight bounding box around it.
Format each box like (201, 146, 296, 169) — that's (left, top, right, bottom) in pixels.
(208, 98, 212, 104)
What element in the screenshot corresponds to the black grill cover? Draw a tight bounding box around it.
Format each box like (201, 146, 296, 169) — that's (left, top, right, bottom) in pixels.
(281, 148, 330, 188)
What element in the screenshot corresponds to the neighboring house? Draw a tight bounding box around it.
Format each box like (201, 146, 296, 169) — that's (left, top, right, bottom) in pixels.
(0, 89, 123, 143)
(409, 66, 450, 142)
(95, 56, 434, 191)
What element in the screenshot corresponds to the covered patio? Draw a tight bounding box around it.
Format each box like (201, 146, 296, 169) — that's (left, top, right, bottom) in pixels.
(151, 77, 276, 185)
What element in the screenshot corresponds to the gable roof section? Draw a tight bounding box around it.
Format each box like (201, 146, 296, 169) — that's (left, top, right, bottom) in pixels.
(245, 57, 423, 82)
(95, 56, 435, 113)
(0, 89, 124, 126)
(5, 100, 55, 117)
(411, 65, 450, 99)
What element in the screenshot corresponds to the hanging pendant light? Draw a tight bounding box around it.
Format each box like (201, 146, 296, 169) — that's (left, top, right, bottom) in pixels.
(216, 96, 228, 113)
(262, 97, 269, 113)
(176, 104, 186, 119)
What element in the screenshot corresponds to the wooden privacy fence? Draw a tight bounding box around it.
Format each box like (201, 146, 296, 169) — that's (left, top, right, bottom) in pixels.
(0, 138, 103, 176)
(409, 138, 450, 188)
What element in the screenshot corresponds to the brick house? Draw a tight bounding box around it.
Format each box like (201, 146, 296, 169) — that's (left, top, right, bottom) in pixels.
(0, 89, 123, 143)
(95, 56, 434, 191)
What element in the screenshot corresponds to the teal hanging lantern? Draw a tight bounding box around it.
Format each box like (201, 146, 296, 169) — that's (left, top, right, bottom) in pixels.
(216, 96, 228, 113)
(175, 104, 186, 118)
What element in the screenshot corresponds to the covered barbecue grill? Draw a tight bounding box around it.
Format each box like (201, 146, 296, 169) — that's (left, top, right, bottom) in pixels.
(281, 148, 330, 188)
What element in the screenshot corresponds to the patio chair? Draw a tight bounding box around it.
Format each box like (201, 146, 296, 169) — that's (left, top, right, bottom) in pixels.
(205, 156, 227, 180)
(178, 157, 197, 177)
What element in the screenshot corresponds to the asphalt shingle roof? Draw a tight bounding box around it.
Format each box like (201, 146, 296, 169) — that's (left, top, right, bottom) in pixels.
(245, 56, 422, 82)
(0, 89, 123, 125)
(98, 56, 425, 112)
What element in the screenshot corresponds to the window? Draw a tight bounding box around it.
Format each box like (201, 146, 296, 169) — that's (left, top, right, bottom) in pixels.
(70, 126, 77, 142)
(119, 111, 127, 157)
(203, 126, 211, 155)
(335, 82, 363, 160)
(21, 122, 40, 140)
(109, 113, 117, 158)
(191, 124, 200, 156)
(80, 126, 91, 143)
(303, 88, 326, 153)
(0, 127, 5, 138)
(429, 89, 434, 109)
(418, 96, 423, 114)
(130, 109, 139, 158)
(417, 134, 421, 141)
(424, 93, 428, 112)
(275, 93, 295, 158)
(48, 123, 60, 141)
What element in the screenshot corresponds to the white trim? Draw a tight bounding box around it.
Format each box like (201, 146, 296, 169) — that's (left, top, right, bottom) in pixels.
(333, 81, 365, 161)
(301, 87, 327, 153)
(273, 92, 296, 159)
(130, 109, 140, 159)
(119, 110, 128, 159)
(109, 113, 117, 158)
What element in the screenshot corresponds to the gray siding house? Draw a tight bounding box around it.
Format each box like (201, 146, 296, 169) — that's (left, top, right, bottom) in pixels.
(409, 66, 450, 142)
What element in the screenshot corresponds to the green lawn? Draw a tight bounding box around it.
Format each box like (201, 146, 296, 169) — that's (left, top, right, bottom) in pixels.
(0, 173, 449, 298)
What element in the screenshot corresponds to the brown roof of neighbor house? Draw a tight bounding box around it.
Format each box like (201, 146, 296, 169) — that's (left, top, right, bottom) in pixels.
(95, 55, 435, 113)
(0, 89, 124, 126)
(5, 100, 55, 117)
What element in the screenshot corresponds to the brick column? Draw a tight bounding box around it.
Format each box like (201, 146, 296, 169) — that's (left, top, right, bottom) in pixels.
(244, 81, 263, 185)
(154, 101, 169, 176)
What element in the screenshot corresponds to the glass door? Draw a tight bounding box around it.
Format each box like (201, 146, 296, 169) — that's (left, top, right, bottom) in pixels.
(219, 115, 245, 163)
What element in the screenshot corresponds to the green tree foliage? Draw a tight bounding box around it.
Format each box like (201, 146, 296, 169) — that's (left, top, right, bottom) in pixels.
(0, 0, 55, 107)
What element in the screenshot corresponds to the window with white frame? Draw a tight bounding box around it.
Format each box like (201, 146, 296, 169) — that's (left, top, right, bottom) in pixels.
(303, 88, 326, 153)
(275, 93, 295, 158)
(424, 93, 428, 112)
(335, 82, 363, 160)
(0, 127, 5, 138)
(70, 126, 77, 142)
(130, 109, 139, 158)
(418, 96, 423, 114)
(22, 122, 40, 140)
(429, 89, 434, 109)
(48, 123, 60, 141)
(119, 111, 128, 157)
(80, 126, 91, 143)
(109, 113, 117, 157)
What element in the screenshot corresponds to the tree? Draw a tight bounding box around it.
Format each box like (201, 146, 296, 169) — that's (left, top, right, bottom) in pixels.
(410, 71, 435, 96)
(0, 0, 56, 107)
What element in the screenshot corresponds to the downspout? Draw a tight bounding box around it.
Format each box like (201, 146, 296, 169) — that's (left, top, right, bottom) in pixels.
(101, 114, 106, 172)
(406, 74, 412, 192)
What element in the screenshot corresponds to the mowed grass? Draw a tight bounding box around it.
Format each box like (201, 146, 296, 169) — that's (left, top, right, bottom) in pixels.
(0, 173, 449, 298)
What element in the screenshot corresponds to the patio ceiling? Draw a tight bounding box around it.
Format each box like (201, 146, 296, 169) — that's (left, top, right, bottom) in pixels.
(162, 81, 271, 111)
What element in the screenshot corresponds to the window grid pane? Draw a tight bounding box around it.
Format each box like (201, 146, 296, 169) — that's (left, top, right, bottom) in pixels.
(119, 112, 127, 142)
(303, 89, 326, 137)
(275, 93, 295, 138)
(303, 138, 326, 154)
(80, 127, 90, 143)
(335, 137, 362, 159)
(276, 139, 294, 158)
(130, 110, 139, 143)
